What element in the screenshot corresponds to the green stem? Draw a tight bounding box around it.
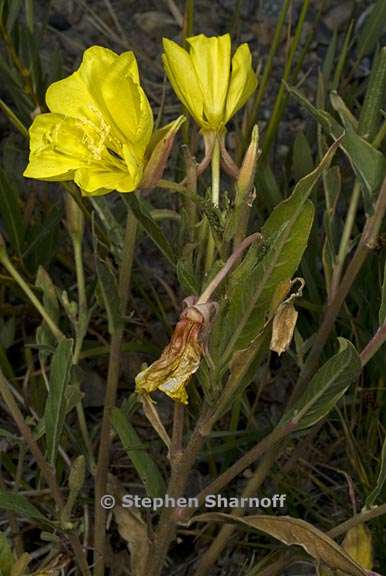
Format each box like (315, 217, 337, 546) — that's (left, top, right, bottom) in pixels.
(69, 217, 95, 471)
(205, 136, 220, 272)
(211, 136, 221, 208)
(93, 206, 137, 576)
(0, 251, 64, 342)
(330, 180, 361, 297)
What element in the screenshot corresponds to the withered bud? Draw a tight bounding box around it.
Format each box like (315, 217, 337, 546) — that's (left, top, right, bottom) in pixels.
(135, 299, 214, 404)
(236, 124, 260, 204)
(141, 116, 185, 190)
(270, 302, 298, 356)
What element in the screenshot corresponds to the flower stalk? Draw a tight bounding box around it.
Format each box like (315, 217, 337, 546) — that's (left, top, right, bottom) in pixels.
(94, 206, 137, 575)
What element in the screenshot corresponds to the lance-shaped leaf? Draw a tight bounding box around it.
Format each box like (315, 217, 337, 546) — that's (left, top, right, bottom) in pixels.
(192, 513, 368, 576)
(0, 490, 48, 524)
(212, 140, 339, 362)
(35, 267, 60, 355)
(112, 407, 166, 498)
(44, 338, 73, 464)
(286, 83, 386, 201)
(281, 338, 361, 431)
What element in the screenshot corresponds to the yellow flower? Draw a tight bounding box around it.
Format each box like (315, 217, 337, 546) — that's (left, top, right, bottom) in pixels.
(24, 46, 184, 195)
(162, 33, 257, 132)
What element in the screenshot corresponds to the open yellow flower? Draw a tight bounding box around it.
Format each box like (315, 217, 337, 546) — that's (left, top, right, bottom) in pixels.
(24, 46, 184, 195)
(162, 33, 257, 132)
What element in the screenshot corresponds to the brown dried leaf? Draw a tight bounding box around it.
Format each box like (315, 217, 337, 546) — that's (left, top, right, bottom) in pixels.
(192, 513, 368, 576)
(270, 302, 298, 355)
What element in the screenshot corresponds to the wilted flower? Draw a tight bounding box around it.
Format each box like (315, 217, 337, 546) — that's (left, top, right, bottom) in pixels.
(135, 300, 215, 404)
(162, 33, 257, 133)
(24, 46, 184, 195)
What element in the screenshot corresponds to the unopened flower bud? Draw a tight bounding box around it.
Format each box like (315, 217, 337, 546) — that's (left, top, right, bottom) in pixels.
(141, 115, 185, 190)
(236, 124, 260, 204)
(65, 194, 84, 241)
(69, 455, 86, 493)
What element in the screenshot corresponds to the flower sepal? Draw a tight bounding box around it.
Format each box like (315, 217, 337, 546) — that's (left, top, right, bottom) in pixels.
(140, 115, 186, 190)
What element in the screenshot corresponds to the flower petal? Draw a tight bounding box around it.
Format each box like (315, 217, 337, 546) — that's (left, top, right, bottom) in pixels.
(100, 52, 153, 149)
(46, 46, 119, 122)
(187, 33, 231, 127)
(225, 43, 257, 122)
(162, 38, 205, 127)
(23, 113, 89, 180)
(46, 46, 147, 148)
(74, 165, 139, 195)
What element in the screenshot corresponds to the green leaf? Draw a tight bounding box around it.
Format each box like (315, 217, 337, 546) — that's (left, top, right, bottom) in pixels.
(176, 259, 200, 295)
(0, 167, 25, 256)
(0, 533, 13, 576)
(358, 47, 386, 141)
(281, 338, 361, 430)
(44, 339, 73, 464)
(0, 490, 47, 524)
(356, 0, 386, 60)
(123, 195, 176, 267)
(287, 84, 386, 201)
(35, 267, 60, 353)
(95, 258, 122, 335)
(212, 141, 339, 362)
(112, 407, 166, 498)
(192, 513, 367, 576)
(366, 435, 386, 507)
(292, 132, 314, 181)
